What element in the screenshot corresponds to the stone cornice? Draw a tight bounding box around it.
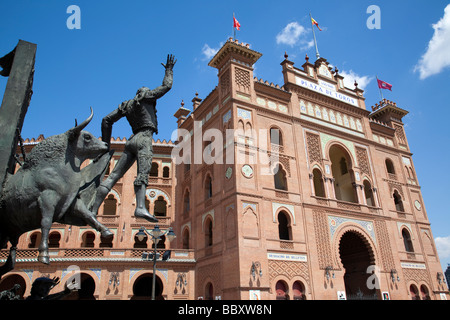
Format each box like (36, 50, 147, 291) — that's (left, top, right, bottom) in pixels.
(208, 38, 262, 69)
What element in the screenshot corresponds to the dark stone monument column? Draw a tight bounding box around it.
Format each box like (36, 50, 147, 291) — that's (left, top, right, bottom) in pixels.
(0, 40, 37, 192)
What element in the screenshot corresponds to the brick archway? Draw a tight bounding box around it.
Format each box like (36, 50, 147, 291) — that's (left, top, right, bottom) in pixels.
(337, 230, 380, 299)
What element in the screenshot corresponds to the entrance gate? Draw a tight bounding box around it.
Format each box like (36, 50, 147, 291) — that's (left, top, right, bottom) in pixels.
(338, 231, 380, 300)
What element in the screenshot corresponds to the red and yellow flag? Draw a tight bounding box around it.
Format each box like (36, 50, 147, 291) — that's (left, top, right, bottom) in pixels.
(311, 17, 322, 31)
(233, 16, 241, 30)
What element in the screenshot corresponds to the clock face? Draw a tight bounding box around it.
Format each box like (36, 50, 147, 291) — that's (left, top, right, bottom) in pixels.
(225, 167, 232, 179)
(414, 200, 422, 211)
(241, 165, 253, 178)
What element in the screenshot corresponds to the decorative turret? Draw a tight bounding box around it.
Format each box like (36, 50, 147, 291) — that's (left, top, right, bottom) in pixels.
(370, 99, 409, 149)
(173, 100, 191, 128)
(208, 38, 262, 101)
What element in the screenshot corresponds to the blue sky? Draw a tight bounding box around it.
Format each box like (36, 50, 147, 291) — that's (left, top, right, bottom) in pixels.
(1, 1, 450, 271)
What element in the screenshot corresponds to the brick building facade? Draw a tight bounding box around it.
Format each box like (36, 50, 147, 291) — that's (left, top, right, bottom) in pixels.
(0, 38, 448, 300)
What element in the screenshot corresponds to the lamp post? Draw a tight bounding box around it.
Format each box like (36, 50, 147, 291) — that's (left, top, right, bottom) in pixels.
(136, 225, 176, 300)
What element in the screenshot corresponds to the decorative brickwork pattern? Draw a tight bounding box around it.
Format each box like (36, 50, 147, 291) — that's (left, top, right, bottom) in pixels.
(306, 132, 322, 165)
(268, 260, 310, 286)
(402, 268, 431, 287)
(356, 146, 371, 177)
(197, 262, 222, 294)
(387, 180, 404, 198)
(268, 152, 291, 177)
(394, 124, 407, 146)
(312, 210, 333, 269)
(235, 68, 251, 92)
(374, 220, 395, 272)
(220, 70, 230, 97)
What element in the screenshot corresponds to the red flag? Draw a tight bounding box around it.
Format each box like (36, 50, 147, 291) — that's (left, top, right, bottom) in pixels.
(233, 16, 241, 30)
(311, 17, 322, 31)
(377, 78, 392, 91)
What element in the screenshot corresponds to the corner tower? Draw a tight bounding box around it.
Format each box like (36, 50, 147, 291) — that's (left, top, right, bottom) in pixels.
(208, 37, 262, 103)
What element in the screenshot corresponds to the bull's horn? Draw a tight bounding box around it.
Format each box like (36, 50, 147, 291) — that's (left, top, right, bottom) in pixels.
(72, 107, 94, 134)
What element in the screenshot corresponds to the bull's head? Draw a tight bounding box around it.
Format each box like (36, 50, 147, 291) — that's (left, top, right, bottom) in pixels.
(68, 108, 109, 160)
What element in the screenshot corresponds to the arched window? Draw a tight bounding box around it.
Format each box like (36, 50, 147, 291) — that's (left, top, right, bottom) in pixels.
(82, 232, 95, 248)
(405, 166, 411, 179)
(420, 285, 430, 300)
(402, 228, 414, 253)
(163, 166, 170, 178)
(205, 175, 213, 199)
(152, 235, 166, 249)
(100, 235, 113, 248)
(278, 211, 292, 241)
(385, 159, 395, 174)
(238, 120, 245, 132)
(28, 232, 41, 248)
(363, 180, 375, 207)
(154, 196, 167, 216)
(270, 127, 283, 146)
(410, 284, 420, 300)
(103, 194, 117, 215)
(275, 280, 288, 300)
(293, 281, 306, 300)
(329, 145, 357, 203)
(393, 190, 404, 212)
(245, 122, 253, 137)
(182, 228, 190, 249)
(150, 162, 159, 177)
(205, 282, 214, 300)
(205, 217, 213, 247)
(134, 233, 147, 248)
(312, 168, 325, 197)
(48, 232, 61, 248)
(274, 164, 287, 191)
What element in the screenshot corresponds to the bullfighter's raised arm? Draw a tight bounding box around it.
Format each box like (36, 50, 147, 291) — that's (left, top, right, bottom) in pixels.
(138, 54, 176, 100)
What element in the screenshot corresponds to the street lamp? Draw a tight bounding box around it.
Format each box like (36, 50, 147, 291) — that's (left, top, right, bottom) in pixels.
(137, 225, 176, 300)
(176, 273, 188, 294)
(109, 272, 120, 289)
(437, 272, 446, 285)
(250, 261, 262, 281)
(325, 266, 335, 281)
(390, 269, 400, 283)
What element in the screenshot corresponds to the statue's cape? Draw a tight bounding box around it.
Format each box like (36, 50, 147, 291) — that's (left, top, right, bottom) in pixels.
(58, 150, 113, 226)
(78, 150, 114, 206)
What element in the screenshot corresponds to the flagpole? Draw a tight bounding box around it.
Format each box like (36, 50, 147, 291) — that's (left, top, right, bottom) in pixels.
(233, 12, 236, 40)
(310, 12, 320, 60)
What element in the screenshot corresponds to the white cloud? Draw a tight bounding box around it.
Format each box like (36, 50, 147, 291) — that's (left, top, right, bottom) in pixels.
(303, 40, 314, 50)
(339, 70, 373, 90)
(435, 235, 450, 260)
(201, 43, 219, 60)
(415, 4, 450, 79)
(276, 22, 306, 46)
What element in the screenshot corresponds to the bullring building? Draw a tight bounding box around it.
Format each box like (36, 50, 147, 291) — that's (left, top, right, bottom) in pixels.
(0, 38, 448, 300)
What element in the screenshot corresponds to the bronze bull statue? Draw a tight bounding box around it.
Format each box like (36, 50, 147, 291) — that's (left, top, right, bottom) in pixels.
(0, 109, 113, 278)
